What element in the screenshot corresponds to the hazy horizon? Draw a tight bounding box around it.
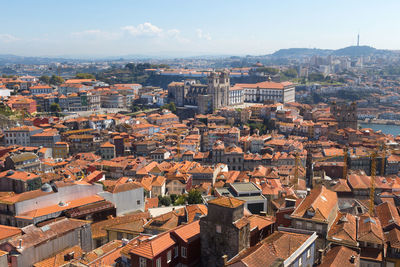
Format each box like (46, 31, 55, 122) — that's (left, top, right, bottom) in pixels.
(2, 0, 400, 57)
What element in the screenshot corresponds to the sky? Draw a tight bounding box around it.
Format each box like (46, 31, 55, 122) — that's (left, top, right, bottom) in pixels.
(1, 0, 400, 58)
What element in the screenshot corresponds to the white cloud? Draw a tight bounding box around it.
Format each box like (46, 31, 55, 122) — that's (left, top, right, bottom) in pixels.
(122, 22, 163, 37)
(0, 34, 19, 43)
(196, 29, 211, 41)
(122, 23, 190, 44)
(166, 29, 190, 43)
(71, 29, 120, 40)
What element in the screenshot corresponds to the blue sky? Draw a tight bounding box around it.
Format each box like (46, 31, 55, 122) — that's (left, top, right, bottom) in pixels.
(1, 0, 399, 57)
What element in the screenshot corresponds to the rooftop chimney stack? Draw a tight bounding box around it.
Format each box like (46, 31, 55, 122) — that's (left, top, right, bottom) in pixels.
(222, 255, 228, 266)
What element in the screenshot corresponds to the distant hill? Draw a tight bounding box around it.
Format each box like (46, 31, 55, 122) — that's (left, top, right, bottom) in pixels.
(271, 45, 394, 58)
(271, 48, 333, 58)
(0, 54, 79, 65)
(333, 45, 391, 56)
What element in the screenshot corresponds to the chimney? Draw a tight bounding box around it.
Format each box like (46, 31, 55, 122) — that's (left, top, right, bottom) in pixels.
(222, 255, 228, 266)
(350, 255, 355, 264)
(64, 252, 75, 261)
(317, 249, 324, 264)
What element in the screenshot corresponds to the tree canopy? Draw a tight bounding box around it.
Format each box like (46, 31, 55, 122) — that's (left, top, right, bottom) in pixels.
(158, 195, 171, 206)
(187, 189, 203, 204)
(255, 67, 279, 75)
(75, 73, 95, 79)
(161, 102, 177, 113)
(283, 68, 298, 79)
(49, 75, 64, 85)
(50, 103, 61, 113)
(39, 75, 50, 84)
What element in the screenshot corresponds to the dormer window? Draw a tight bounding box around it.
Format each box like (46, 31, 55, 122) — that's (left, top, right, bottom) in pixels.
(306, 208, 315, 218)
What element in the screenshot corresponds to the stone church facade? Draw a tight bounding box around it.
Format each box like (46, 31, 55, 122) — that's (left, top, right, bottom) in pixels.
(168, 71, 244, 114)
(330, 101, 358, 129)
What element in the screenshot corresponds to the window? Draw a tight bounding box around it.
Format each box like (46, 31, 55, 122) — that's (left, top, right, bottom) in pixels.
(181, 246, 187, 258)
(139, 257, 147, 267)
(174, 246, 178, 258)
(307, 249, 311, 259)
(137, 200, 141, 205)
(117, 232, 123, 240)
(167, 250, 172, 263)
(156, 258, 161, 267)
(216, 225, 222, 233)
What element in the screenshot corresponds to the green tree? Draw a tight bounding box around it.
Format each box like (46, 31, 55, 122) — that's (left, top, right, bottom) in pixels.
(49, 75, 64, 85)
(308, 73, 325, 82)
(248, 122, 267, 135)
(170, 194, 178, 204)
(283, 68, 298, 79)
(39, 75, 50, 84)
(161, 102, 176, 114)
(158, 195, 171, 206)
(187, 189, 203, 204)
(50, 103, 61, 113)
(76, 73, 95, 79)
(256, 67, 279, 75)
(175, 195, 187, 205)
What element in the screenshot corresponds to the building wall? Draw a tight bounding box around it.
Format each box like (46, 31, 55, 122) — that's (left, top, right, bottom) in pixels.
(52, 145, 69, 159)
(200, 204, 250, 267)
(0, 252, 7, 267)
(101, 147, 116, 160)
(6, 224, 92, 267)
(166, 180, 186, 195)
(98, 187, 144, 216)
(13, 183, 103, 215)
(4, 128, 43, 146)
(331, 102, 358, 129)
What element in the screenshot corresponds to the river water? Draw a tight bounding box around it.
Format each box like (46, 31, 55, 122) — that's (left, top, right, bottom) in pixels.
(359, 123, 400, 136)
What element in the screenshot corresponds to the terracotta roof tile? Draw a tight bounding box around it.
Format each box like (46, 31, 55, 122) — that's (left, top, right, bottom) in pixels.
(33, 245, 83, 267)
(319, 246, 359, 267)
(227, 231, 311, 266)
(91, 211, 149, 239)
(0, 225, 21, 242)
(291, 186, 337, 222)
(375, 201, 400, 229)
(327, 212, 357, 246)
(357, 215, 384, 244)
(208, 196, 245, 209)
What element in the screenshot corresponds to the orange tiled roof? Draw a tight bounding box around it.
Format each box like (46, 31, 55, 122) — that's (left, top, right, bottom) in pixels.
(227, 231, 311, 266)
(208, 196, 244, 208)
(173, 220, 200, 242)
(291, 186, 337, 223)
(375, 201, 400, 229)
(16, 195, 105, 220)
(327, 212, 357, 246)
(101, 141, 115, 148)
(358, 215, 384, 244)
(91, 211, 149, 239)
(319, 246, 359, 267)
(129, 230, 175, 259)
(185, 204, 207, 223)
(0, 225, 21, 241)
(33, 245, 83, 267)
